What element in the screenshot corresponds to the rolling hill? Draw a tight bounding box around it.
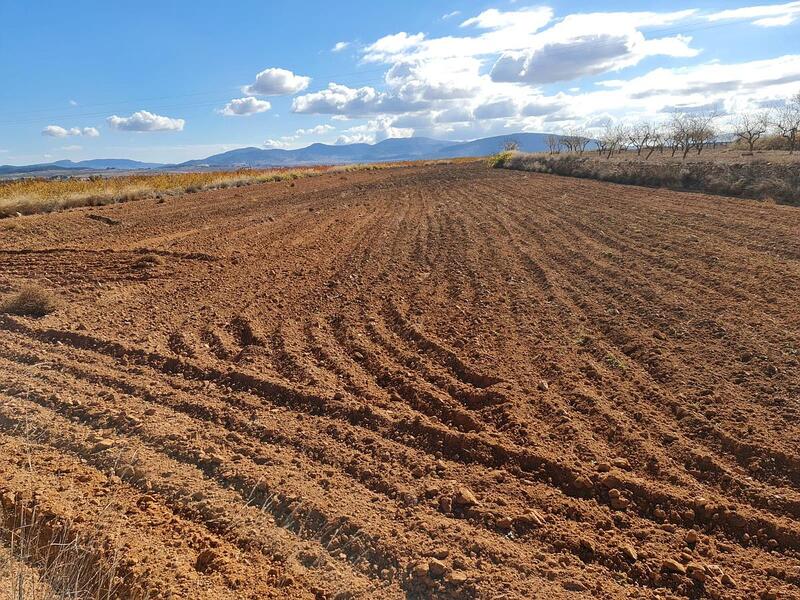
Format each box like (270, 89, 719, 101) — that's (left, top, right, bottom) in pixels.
(177, 133, 550, 168)
(1, 133, 552, 176)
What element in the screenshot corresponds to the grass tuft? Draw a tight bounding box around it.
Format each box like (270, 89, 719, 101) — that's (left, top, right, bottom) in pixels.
(0, 285, 59, 317)
(131, 253, 164, 269)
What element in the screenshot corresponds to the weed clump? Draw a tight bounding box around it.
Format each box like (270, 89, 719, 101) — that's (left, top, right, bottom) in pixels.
(0, 284, 59, 317)
(132, 253, 164, 269)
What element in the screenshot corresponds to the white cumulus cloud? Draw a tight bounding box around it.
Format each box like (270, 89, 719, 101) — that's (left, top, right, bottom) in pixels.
(332, 41, 350, 52)
(292, 83, 428, 116)
(335, 117, 413, 145)
(263, 124, 337, 149)
(489, 11, 698, 85)
(42, 125, 100, 137)
(219, 97, 271, 116)
(295, 124, 335, 135)
(107, 110, 185, 132)
(243, 67, 311, 95)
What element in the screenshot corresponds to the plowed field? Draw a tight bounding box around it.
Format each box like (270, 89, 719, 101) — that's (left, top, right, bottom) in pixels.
(1, 162, 799, 599)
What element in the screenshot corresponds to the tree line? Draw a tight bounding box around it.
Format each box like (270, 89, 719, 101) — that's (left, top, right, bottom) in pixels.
(541, 91, 800, 159)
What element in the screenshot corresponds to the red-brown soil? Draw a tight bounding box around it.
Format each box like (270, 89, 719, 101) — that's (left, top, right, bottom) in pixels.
(1, 162, 799, 599)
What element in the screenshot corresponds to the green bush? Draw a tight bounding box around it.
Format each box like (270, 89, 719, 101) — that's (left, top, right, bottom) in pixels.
(487, 151, 514, 168)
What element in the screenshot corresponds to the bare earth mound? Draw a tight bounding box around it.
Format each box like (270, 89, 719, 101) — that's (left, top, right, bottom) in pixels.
(0, 163, 799, 599)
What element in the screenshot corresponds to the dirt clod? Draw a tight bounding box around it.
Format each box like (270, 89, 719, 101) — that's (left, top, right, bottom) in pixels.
(662, 558, 687, 575)
(453, 487, 478, 507)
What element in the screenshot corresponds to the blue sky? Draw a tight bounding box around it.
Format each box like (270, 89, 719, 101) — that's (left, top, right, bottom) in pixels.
(1, 1, 799, 164)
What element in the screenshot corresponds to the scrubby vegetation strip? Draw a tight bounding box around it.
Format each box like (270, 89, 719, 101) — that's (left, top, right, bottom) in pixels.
(491, 152, 800, 206)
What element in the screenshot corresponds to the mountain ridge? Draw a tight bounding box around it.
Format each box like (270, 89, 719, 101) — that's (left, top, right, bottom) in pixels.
(1, 132, 551, 175)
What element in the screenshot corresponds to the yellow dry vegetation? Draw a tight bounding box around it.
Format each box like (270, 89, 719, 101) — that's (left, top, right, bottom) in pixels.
(0, 162, 415, 218)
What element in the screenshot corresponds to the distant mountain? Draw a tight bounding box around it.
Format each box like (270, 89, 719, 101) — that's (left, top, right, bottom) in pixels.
(177, 137, 452, 168)
(51, 158, 164, 170)
(1, 133, 553, 176)
(175, 133, 550, 169)
(436, 133, 550, 157)
(0, 163, 76, 175)
(0, 158, 164, 176)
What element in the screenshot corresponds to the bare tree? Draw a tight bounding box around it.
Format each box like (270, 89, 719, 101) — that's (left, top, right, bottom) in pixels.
(576, 133, 591, 154)
(545, 134, 561, 154)
(772, 93, 800, 154)
(627, 122, 652, 156)
(562, 128, 591, 154)
(644, 125, 664, 160)
(594, 121, 627, 159)
(668, 111, 718, 158)
(731, 112, 769, 152)
(560, 131, 575, 153)
(668, 114, 692, 158)
(688, 111, 718, 155)
(502, 139, 520, 152)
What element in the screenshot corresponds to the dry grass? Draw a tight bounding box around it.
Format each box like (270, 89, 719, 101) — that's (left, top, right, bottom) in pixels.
(0, 169, 318, 218)
(493, 151, 800, 206)
(131, 253, 164, 269)
(0, 162, 424, 219)
(0, 285, 59, 317)
(0, 497, 132, 600)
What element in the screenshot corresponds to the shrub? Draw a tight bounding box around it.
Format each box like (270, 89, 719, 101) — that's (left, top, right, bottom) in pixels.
(487, 150, 514, 168)
(0, 284, 59, 317)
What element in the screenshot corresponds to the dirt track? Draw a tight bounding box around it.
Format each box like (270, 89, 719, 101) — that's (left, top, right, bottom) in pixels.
(1, 162, 799, 599)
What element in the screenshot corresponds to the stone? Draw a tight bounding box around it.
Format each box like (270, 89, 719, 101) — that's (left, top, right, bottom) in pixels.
(428, 559, 448, 578)
(685, 530, 699, 545)
(621, 545, 638, 562)
(687, 563, 706, 583)
(661, 558, 687, 575)
(496, 516, 514, 530)
(453, 487, 478, 507)
(516, 510, 546, 527)
(93, 438, 115, 452)
(611, 495, 630, 510)
(562, 580, 587, 592)
(538, 380, 549, 391)
(412, 562, 429, 578)
(446, 571, 468, 585)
